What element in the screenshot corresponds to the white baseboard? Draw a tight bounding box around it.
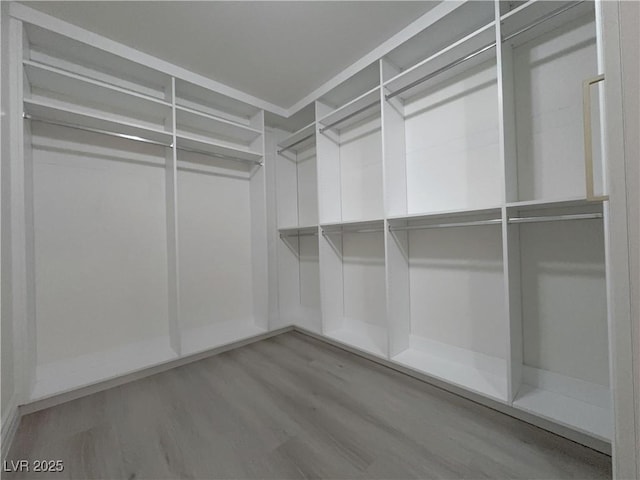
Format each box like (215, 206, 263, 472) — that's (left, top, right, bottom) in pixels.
(1, 397, 21, 461)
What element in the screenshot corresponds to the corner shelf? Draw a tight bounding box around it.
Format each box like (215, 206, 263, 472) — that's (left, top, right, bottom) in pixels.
(176, 105, 262, 144)
(318, 86, 381, 133)
(278, 122, 316, 155)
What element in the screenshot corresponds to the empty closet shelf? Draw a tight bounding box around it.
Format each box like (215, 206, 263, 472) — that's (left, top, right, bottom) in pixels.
(175, 134, 263, 163)
(176, 106, 262, 144)
(325, 323, 388, 358)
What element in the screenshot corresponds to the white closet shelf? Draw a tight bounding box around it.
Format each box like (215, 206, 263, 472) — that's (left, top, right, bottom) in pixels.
(505, 197, 604, 212)
(384, 22, 496, 103)
(24, 98, 173, 145)
(500, 0, 594, 48)
(176, 105, 262, 144)
(326, 320, 388, 358)
(175, 133, 263, 163)
(320, 218, 385, 233)
(278, 122, 316, 155)
(392, 339, 508, 401)
(279, 226, 318, 235)
(388, 206, 503, 224)
(181, 320, 267, 358)
(514, 382, 611, 441)
(318, 87, 381, 133)
(23, 60, 171, 120)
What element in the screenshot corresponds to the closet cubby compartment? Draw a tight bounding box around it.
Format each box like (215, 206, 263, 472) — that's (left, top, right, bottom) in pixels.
(382, 23, 503, 217)
(500, 1, 602, 203)
(316, 87, 384, 224)
(387, 210, 508, 401)
(176, 105, 267, 356)
(506, 202, 610, 440)
(277, 227, 321, 333)
(320, 221, 388, 358)
(28, 122, 176, 401)
(175, 79, 264, 163)
(276, 122, 318, 229)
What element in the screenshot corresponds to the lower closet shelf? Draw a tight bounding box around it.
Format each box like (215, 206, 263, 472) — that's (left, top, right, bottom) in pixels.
(325, 318, 387, 358)
(32, 336, 177, 401)
(513, 369, 612, 441)
(392, 336, 508, 401)
(180, 320, 267, 356)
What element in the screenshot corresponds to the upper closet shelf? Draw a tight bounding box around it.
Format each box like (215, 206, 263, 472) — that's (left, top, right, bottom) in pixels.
(23, 98, 173, 145)
(176, 106, 262, 144)
(387, 206, 503, 227)
(318, 87, 381, 133)
(500, 0, 594, 48)
(384, 22, 496, 102)
(23, 60, 171, 120)
(277, 122, 316, 155)
(321, 219, 385, 234)
(175, 133, 263, 164)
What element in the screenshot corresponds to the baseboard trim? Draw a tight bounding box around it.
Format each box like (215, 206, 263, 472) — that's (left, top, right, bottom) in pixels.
(291, 327, 611, 456)
(20, 326, 294, 415)
(1, 398, 21, 461)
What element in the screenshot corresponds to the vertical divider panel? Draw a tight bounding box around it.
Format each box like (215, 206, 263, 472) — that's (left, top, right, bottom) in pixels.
(496, 2, 522, 402)
(385, 221, 410, 358)
(9, 18, 35, 401)
(166, 77, 181, 356)
(250, 110, 269, 331)
(502, 206, 523, 402)
(381, 60, 407, 218)
(319, 230, 344, 335)
(316, 101, 341, 224)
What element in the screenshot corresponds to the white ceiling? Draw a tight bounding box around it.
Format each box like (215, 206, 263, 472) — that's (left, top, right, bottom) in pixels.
(23, 1, 439, 110)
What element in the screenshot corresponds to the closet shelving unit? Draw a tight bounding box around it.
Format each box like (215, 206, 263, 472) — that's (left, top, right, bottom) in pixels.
(320, 220, 388, 358)
(275, 122, 321, 332)
(268, 0, 610, 444)
(16, 19, 268, 400)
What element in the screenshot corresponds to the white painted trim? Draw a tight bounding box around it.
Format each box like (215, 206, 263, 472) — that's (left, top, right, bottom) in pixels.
(286, 1, 464, 114)
(8, 3, 288, 117)
(1, 396, 20, 461)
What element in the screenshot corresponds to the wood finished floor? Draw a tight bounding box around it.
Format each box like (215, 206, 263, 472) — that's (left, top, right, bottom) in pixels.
(6, 332, 611, 480)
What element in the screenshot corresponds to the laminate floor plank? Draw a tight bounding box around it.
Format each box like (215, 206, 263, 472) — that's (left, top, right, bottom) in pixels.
(5, 332, 611, 479)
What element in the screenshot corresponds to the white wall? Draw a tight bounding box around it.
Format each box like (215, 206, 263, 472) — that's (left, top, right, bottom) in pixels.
(1, 0, 15, 424)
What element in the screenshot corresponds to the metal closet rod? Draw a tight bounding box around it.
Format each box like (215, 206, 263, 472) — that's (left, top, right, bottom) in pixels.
(385, 0, 585, 101)
(277, 133, 315, 155)
(319, 102, 379, 134)
(389, 218, 501, 231)
(322, 226, 384, 235)
(508, 212, 603, 224)
(280, 232, 318, 238)
(23, 113, 263, 165)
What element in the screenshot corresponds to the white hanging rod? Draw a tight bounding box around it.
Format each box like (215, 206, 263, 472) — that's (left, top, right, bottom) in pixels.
(502, 0, 586, 44)
(277, 133, 315, 155)
(319, 102, 379, 133)
(280, 232, 318, 238)
(390, 218, 502, 232)
(23, 113, 171, 148)
(23, 113, 263, 165)
(322, 227, 384, 235)
(508, 213, 602, 224)
(385, 1, 584, 101)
